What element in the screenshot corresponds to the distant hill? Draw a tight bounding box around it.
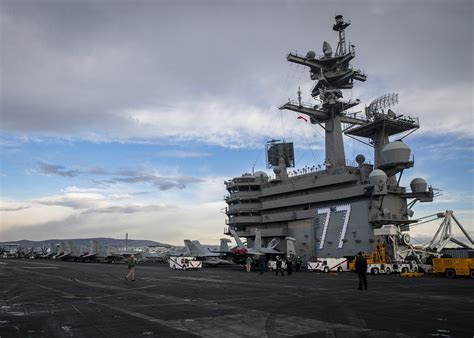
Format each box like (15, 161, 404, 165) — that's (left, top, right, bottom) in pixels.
(0, 237, 171, 249)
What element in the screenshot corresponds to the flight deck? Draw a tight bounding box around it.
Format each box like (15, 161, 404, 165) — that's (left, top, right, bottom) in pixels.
(0, 259, 472, 337)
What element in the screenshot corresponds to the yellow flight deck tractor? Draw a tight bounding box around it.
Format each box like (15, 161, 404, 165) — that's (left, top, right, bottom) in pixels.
(348, 244, 417, 274)
(348, 244, 388, 273)
(431, 258, 474, 278)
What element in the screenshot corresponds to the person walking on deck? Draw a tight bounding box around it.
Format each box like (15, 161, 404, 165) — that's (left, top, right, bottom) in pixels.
(125, 254, 137, 281)
(275, 256, 284, 276)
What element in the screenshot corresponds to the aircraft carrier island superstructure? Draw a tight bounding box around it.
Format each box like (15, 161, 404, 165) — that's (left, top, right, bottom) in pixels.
(224, 15, 435, 261)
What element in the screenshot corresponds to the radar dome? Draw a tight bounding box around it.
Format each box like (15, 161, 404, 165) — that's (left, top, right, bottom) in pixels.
(254, 171, 268, 178)
(369, 169, 387, 186)
(306, 51, 316, 59)
(273, 167, 282, 175)
(382, 141, 411, 164)
(355, 154, 365, 165)
(410, 177, 427, 193)
(322, 41, 332, 56)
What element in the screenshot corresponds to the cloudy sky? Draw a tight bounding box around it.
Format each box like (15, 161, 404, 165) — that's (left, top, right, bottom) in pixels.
(1, 0, 473, 245)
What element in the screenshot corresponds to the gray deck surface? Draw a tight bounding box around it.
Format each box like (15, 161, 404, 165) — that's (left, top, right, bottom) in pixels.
(0, 259, 472, 337)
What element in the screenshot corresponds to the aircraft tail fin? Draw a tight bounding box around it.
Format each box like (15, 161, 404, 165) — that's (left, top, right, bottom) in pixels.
(220, 238, 231, 252)
(229, 229, 245, 248)
(183, 240, 195, 256)
(49, 243, 57, 254)
(90, 240, 99, 253)
(97, 243, 108, 255)
(253, 229, 262, 250)
(191, 240, 210, 256)
(286, 237, 296, 256)
(66, 241, 75, 253)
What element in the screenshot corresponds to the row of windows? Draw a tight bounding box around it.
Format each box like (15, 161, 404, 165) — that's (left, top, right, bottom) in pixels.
(228, 212, 261, 218)
(228, 185, 261, 193)
(227, 199, 260, 206)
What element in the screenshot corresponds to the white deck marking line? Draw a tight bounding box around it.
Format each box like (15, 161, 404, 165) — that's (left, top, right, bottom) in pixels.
(11, 269, 412, 337)
(15, 267, 59, 269)
(89, 300, 195, 335)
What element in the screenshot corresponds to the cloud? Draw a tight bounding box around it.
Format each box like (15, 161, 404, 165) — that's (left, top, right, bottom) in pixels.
(1, 1, 472, 245)
(61, 186, 152, 196)
(154, 150, 212, 158)
(62, 186, 107, 194)
(82, 204, 169, 214)
(35, 161, 204, 190)
(0, 197, 225, 245)
(397, 85, 473, 137)
(0, 173, 229, 243)
(108, 175, 204, 190)
(1, 1, 471, 147)
(33, 193, 115, 210)
(0, 202, 30, 212)
(38, 161, 78, 177)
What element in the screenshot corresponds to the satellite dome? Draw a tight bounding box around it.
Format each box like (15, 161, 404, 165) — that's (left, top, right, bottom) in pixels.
(254, 171, 268, 178)
(382, 141, 411, 164)
(368, 169, 387, 186)
(355, 154, 365, 165)
(410, 177, 427, 193)
(306, 51, 316, 59)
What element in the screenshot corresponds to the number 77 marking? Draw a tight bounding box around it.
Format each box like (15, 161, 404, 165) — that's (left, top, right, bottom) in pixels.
(317, 204, 352, 250)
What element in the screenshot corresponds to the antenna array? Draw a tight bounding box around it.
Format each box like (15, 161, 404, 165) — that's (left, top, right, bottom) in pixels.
(366, 93, 399, 119)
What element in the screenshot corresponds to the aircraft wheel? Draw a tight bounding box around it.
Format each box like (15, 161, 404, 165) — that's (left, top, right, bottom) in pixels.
(385, 267, 391, 275)
(324, 267, 329, 273)
(173, 265, 177, 270)
(445, 269, 455, 279)
(337, 267, 343, 272)
(470, 270, 474, 279)
(401, 267, 408, 273)
(371, 267, 379, 275)
(183, 266, 187, 271)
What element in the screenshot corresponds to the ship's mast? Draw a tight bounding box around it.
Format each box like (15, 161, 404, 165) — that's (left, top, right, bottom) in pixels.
(333, 14, 350, 56)
(279, 15, 367, 169)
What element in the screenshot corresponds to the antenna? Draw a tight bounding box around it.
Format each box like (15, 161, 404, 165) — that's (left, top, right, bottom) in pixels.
(366, 93, 399, 119)
(297, 87, 302, 106)
(333, 15, 351, 56)
(265, 142, 295, 169)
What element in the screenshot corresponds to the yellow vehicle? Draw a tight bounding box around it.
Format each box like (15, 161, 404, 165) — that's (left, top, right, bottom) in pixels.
(432, 258, 474, 278)
(348, 244, 387, 271)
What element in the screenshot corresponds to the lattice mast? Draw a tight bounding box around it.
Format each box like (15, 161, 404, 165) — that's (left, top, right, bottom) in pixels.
(334, 14, 350, 56)
(279, 15, 367, 168)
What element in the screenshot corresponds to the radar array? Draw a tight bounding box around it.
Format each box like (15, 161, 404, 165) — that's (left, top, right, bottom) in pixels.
(366, 93, 399, 120)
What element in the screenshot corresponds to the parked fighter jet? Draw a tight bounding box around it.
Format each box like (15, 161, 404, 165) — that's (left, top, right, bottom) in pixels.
(140, 251, 167, 263)
(52, 242, 67, 259)
(40, 243, 59, 258)
(56, 241, 85, 261)
(80, 240, 124, 263)
(183, 240, 234, 266)
(230, 229, 284, 254)
(229, 229, 296, 264)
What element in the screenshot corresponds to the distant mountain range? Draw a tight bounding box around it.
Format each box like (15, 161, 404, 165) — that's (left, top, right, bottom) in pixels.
(0, 237, 171, 249)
